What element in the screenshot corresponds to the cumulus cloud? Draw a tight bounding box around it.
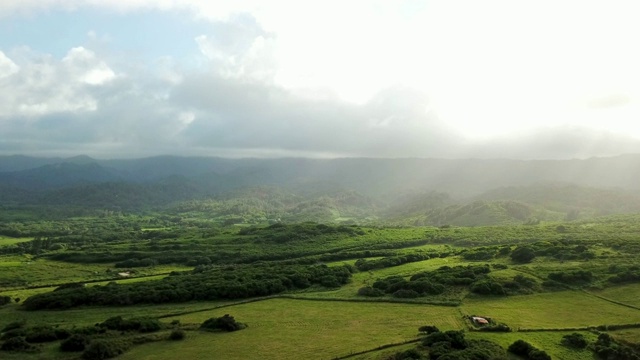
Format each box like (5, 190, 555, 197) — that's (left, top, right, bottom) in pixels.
(0, 47, 117, 117)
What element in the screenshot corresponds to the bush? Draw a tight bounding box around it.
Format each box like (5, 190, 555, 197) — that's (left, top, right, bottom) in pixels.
(418, 325, 440, 334)
(98, 316, 162, 333)
(508, 339, 533, 356)
(511, 247, 536, 263)
(357, 286, 384, 297)
(561, 333, 588, 349)
(82, 339, 129, 360)
(200, 314, 247, 332)
(393, 289, 420, 298)
(508, 339, 551, 360)
(478, 324, 511, 332)
(2, 320, 26, 332)
(168, 329, 186, 341)
(60, 334, 90, 352)
(1, 328, 26, 340)
(1, 336, 37, 352)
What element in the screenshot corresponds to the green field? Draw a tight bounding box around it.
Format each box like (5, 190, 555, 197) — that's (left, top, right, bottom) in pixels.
(592, 283, 640, 308)
(461, 291, 640, 329)
(2, 215, 640, 359)
(121, 298, 464, 360)
(0, 236, 33, 245)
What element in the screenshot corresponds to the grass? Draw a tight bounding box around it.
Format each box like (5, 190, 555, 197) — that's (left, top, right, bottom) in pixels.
(0, 236, 33, 245)
(611, 328, 640, 344)
(0, 274, 169, 302)
(119, 298, 464, 360)
(467, 331, 599, 360)
(0, 256, 190, 289)
(0, 300, 234, 328)
(461, 290, 640, 329)
(592, 283, 640, 307)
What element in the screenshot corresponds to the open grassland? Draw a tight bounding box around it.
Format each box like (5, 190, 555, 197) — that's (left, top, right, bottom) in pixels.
(461, 291, 640, 329)
(119, 298, 464, 360)
(351, 331, 600, 360)
(0, 236, 33, 245)
(611, 328, 640, 344)
(468, 331, 599, 360)
(592, 283, 640, 308)
(0, 300, 237, 328)
(0, 274, 170, 302)
(0, 255, 190, 289)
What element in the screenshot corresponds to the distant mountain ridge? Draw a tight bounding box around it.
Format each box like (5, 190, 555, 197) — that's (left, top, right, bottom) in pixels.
(2, 154, 640, 196)
(2, 154, 640, 224)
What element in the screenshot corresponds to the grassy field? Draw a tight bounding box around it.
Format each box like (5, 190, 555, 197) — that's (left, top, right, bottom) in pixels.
(120, 298, 464, 360)
(0, 236, 33, 245)
(468, 331, 599, 360)
(611, 328, 640, 344)
(0, 256, 190, 289)
(461, 291, 640, 329)
(0, 300, 240, 328)
(592, 283, 640, 307)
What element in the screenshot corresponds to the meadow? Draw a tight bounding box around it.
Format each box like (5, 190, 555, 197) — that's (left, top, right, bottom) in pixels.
(1, 214, 640, 359)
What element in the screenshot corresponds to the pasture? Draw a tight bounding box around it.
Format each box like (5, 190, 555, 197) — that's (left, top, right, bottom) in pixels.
(122, 298, 464, 360)
(461, 291, 640, 329)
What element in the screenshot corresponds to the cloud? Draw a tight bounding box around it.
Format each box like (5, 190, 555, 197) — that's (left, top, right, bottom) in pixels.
(0, 47, 117, 117)
(1, 2, 640, 160)
(0, 51, 19, 78)
(585, 94, 632, 109)
(467, 126, 640, 160)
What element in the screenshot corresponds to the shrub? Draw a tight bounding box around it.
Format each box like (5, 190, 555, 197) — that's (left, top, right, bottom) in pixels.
(508, 339, 533, 356)
(393, 289, 420, 298)
(98, 316, 162, 333)
(200, 314, 247, 332)
(418, 325, 440, 334)
(357, 286, 384, 297)
(168, 329, 186, 341)
(1, 336, 37, 352)
(511, 246, 536, 263)
(561, 333, 588, 349)
(1, 328, 26, 340)
(508, 339, 551, 360)
(478, 324, 511, 332)
(2, 320, 26, 332)
(60, 334, 90, 352)
(82, 339, 129, 360)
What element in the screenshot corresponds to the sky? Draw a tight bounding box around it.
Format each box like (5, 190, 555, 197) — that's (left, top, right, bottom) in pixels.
(1, 0, 640, 159)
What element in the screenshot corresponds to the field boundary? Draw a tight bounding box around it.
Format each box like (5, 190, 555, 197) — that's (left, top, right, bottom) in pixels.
(278, 294, 460, 307)
(582, 289, 640, 311)
(331, 338, 421, 360)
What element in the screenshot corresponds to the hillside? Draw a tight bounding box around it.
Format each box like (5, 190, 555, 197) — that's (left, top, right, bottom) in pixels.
(2, 155, 640, 225)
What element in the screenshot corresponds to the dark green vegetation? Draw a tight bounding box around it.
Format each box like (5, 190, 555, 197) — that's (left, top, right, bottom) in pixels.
(200, 314, 247, 332)
(2, 155, 640, 359)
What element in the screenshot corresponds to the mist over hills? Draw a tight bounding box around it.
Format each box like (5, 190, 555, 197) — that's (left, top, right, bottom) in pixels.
(1, 154, 640, 225)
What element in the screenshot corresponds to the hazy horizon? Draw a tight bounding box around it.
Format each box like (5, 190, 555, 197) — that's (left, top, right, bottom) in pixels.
(1, 1, 639, 159)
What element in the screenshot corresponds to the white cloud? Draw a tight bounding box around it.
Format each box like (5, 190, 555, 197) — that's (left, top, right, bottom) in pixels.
(62, 47, 115, 85)
(0, 47, 116, 117)
(2, 1, 640, 159)
(0, 51, 19, 78)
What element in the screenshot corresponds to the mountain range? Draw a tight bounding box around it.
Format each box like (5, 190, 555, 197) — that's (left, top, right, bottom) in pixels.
(1, 154, 640, 225)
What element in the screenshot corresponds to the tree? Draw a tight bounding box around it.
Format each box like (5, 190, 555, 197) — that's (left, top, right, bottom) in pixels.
(561, 333, 588, 349)
(200, 314, 246, 332)
(511, 246, 536, 263)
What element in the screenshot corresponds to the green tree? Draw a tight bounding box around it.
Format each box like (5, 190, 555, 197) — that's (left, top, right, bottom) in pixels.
(510, 246, 536, 263)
